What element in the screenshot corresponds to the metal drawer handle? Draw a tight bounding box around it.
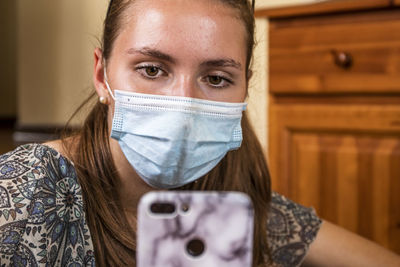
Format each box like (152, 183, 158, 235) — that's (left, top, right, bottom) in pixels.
(331, 50, 353, 69)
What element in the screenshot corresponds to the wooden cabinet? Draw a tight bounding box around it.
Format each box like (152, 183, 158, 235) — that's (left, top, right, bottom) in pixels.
(257, 1, 400, 253)
(269, 11, 400, 94)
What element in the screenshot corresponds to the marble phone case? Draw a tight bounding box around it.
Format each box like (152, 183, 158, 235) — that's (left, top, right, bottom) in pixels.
(137, 191, 254, 267)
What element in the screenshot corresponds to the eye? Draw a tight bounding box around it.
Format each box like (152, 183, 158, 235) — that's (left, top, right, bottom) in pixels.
(136, 64, 165, 79)
(209, 75, 223, 85)
(205, 75, 233, 89)
(145, 66, 159, 77)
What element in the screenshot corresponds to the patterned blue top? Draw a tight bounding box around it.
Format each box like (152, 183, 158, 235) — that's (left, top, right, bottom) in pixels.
(0, 144, 321, 267)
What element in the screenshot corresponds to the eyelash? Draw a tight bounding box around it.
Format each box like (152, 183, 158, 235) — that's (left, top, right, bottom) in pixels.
(135, 64, 234, 88)
(204, 75, 234, 89)
(136, 64, 165, 80)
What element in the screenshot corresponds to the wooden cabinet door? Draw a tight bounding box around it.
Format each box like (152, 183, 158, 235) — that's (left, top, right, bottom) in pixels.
(269, 102, 400, 253)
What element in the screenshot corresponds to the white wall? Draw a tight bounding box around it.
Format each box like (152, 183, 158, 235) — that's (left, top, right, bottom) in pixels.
(247, 18, 269, 151)
(17, 0, 108, 126)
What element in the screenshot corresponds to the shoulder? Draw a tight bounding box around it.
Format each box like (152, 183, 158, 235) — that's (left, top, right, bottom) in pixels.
(0, 144, 61, 263)
(0, 144, 94, 265)
(0, 143, 58, 222)
(0, 143, 75, 191)
(267, 191, 322, 267)
(0, 142, 66, 172)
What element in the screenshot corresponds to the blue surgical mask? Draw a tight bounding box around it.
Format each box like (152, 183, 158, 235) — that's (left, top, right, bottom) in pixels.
(104, 77, 247, 189)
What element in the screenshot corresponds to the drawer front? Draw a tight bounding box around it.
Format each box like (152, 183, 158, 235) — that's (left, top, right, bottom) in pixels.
(269, 10, 400, 94)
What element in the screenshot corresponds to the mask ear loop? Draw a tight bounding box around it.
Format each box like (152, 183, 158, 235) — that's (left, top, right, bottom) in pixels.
(103, 64, 116, 101)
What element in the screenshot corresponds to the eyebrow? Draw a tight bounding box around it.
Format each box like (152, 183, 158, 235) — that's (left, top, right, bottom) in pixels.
(201, 59, 242, 70)
(127, 47, 242, 70)
(127, 47, 175, 63)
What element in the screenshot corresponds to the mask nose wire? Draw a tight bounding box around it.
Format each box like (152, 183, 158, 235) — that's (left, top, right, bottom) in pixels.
(103, 64, 116, 101)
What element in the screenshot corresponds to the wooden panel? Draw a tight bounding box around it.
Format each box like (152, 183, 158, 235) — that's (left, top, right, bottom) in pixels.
(265, 3, 400, 254)
(270, 74, 400, 95)
(269, 103, 400, 193)
(273, 95, 400, 105)
(270, 11, 400, 51)
(390, 144, 400, 251)
(268, 103, 400, 252)
(269, 11, 400, 94)
(255, 0, 390, 18)
(288, 132, 400, 251)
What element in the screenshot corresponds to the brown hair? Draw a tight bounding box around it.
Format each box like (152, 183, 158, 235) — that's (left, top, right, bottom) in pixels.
(64, 0, 271, 266)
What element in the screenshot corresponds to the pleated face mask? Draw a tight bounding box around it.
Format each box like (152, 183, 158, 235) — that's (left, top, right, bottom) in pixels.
(105, 79, 247, 189)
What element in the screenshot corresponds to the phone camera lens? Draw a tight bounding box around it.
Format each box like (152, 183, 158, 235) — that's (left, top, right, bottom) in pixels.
(150, 202, 176, 214)
(186, 238, 205, 257)
(181, 203, 190, 212)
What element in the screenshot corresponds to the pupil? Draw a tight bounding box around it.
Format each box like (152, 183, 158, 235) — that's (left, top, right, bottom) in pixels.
(210, 76, 221, 84)
(146, 67, 158, 76)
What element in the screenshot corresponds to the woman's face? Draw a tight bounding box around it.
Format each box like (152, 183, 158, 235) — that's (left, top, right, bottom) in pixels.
(104, 0, 248, 103)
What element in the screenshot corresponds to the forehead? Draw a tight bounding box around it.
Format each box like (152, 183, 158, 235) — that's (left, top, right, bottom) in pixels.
(113, 0, 247, 62)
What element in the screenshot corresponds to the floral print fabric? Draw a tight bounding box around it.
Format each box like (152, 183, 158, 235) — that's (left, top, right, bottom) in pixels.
(267, 192, 322, 266)
(0, 144, 321, 266)
(0, 144, 94, 266)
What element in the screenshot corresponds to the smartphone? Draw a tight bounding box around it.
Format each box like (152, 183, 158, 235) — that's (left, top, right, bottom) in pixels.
(137, 191, 254, 267)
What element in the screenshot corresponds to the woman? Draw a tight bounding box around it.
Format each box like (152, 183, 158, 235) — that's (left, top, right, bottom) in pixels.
(0, 0, 399, 266)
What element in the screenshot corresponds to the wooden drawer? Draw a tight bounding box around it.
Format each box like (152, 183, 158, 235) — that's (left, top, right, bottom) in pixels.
(270, 10, 400, 95)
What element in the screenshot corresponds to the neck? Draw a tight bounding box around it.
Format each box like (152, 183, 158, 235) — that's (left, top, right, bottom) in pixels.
(109, 138, 155, 216)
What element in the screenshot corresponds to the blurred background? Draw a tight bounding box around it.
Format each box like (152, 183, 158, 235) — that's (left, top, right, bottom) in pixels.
(1, 0, 399, 255)
(0, 0, 317, 154)
(0, 0, 108, 152)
